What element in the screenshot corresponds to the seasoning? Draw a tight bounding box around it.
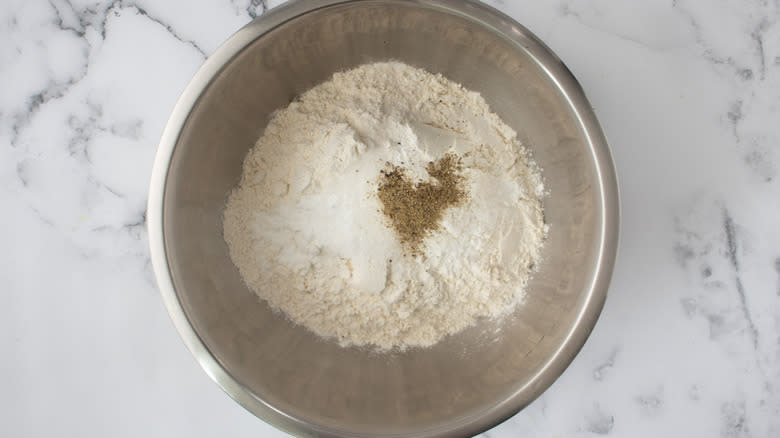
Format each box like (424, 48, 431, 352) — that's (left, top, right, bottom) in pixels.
(377, 153, 466, 252)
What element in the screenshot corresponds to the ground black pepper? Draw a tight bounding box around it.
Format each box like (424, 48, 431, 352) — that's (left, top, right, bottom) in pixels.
(377, 153, 466, 253)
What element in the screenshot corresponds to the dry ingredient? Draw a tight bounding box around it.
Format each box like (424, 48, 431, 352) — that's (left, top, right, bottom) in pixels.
(378, 153, 466, 253)
(223, 62, 547, 350)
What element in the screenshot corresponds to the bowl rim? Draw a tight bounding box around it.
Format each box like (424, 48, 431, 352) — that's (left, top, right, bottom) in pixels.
(147, 1, 620, 437)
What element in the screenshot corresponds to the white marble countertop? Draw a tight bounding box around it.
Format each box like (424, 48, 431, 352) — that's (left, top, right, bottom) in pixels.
(3, 0, 779, 436)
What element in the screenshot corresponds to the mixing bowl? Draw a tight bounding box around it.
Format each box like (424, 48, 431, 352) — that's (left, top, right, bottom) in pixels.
(147, 0, 619, 436)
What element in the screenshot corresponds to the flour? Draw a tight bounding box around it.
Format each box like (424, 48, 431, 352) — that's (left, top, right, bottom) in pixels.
(223, 62, 547, 349)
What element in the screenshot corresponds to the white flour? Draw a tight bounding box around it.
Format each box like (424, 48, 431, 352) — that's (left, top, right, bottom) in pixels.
(223, 62, 546, 349)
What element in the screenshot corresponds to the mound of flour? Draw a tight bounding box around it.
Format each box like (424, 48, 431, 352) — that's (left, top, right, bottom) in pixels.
(223, 62, 546, 349)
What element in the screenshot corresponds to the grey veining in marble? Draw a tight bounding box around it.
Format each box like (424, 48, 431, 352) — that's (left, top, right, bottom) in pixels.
(2, 0, 779, 437)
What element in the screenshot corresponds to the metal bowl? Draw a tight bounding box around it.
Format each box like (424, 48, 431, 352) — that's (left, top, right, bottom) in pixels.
(147, 1, 619, 436)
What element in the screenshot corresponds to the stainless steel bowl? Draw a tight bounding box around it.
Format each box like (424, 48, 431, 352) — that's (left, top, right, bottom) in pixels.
(148, 1, 619, 436)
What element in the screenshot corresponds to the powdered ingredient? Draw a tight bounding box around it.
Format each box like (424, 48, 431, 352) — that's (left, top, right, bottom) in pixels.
(378, 153, 466, 253)
(223, 62, 547, 349)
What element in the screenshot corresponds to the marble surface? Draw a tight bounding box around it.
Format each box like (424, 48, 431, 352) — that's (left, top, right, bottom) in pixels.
(2, 0, 779, 436)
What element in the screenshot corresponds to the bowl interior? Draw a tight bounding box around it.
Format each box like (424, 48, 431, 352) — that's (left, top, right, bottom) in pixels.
(162, 1, 609, 436)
